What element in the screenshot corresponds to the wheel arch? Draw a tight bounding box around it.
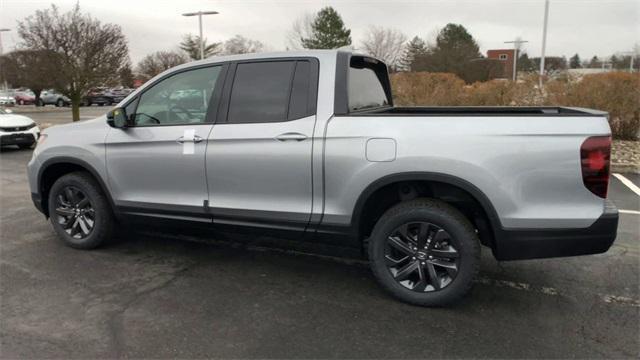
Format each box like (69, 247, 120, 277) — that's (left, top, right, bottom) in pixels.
(350, 172, 503, 248)
(38, 157, 116, 217)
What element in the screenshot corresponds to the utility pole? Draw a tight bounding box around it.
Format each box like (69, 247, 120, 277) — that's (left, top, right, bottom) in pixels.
(504, 38, 528, 81)
(539, 0, 550, 88)
(182, 11, 219, 60)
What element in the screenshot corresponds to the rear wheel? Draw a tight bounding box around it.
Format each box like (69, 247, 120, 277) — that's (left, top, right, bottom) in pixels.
(56, 99, 64, 107)
(368, 198, 480, 306)
(37, 99, 44, 107)
(48, 172, 114, 249)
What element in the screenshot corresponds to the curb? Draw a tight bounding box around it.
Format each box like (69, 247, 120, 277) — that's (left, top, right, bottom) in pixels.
(611, 164, 639, 174)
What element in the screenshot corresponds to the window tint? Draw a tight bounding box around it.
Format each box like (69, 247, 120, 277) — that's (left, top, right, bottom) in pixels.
(227, 61, 295, 123)
(288, 61, 311, 120)
(134, 66, 221, 126)
(348, 62, 390, 112)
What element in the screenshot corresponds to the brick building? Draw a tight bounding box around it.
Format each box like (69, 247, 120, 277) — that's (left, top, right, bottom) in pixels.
(487, 49, 518, 79)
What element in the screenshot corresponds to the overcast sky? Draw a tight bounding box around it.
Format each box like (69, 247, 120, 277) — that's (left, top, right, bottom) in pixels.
(0, 0, 638, 63)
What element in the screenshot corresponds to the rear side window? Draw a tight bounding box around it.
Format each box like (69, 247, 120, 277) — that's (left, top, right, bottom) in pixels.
(348, 57, 390, 112)
(227, 60, 314, 123)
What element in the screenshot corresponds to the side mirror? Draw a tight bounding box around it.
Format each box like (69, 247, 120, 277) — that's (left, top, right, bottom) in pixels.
(106, 107, 129, 128)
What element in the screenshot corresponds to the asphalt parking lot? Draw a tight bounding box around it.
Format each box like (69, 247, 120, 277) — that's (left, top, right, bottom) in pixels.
(1, 107, 639, 358)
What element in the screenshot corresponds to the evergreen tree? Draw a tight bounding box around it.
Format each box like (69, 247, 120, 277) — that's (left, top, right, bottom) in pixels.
(180, 34, 221, 60)
(412, 23, 481, 82)
(588, 56, 600, 68)
(399, 36, 428, 71)
(301, 7, 352, 49)
(569, 53, 581, 69)
(517, 52, 536, 72)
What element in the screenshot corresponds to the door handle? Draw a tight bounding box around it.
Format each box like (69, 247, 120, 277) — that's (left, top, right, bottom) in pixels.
(275, 132, 307, 142)
(176, 135, 203, 144)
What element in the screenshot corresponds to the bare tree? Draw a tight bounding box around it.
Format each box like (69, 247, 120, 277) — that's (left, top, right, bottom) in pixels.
(17, 4, 129, 121)
(361, 26, 408, 71)
(286, 13, 314, 50)
(136, 51, 188, 81)
(223, 35, 264, 55)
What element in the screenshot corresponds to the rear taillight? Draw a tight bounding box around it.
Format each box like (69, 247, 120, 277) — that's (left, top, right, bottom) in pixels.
(580, 136, 611, 198)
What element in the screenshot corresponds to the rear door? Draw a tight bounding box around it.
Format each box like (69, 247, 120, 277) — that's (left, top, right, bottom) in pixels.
(206, 58, 319, 230)
(105, 64, 226, 219)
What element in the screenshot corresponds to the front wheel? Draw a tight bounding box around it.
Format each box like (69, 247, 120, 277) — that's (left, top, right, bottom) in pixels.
(48, 172, 115, 249)
(368, 199, 480, 306)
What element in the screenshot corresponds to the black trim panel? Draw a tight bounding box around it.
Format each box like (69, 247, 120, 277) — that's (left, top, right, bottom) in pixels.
(492, 204, 619, 260)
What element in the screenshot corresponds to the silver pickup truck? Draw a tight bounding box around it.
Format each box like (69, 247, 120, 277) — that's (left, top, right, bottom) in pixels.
(27, 50, 618, 306)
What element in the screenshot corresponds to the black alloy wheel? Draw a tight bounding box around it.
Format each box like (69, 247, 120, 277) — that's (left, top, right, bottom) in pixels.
(54, 186, 96, 239)
(385, 222, 460, 292)
(368, 199, 480, 306)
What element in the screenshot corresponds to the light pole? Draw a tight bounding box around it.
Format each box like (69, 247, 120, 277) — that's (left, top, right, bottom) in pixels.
(182, 11, 219, 60)
(0, 28, 11, 56)
(0, 28, 11, 91)
(505, 38, 528, 81)
(539, 0, 550, 88)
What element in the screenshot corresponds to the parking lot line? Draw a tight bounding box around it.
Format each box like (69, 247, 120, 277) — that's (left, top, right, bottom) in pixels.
(619, 209, 640, 215)
(613, 173, 640, 196)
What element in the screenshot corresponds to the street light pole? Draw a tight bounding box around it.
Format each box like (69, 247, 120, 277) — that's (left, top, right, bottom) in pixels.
(505, 38, 528, 81)
(182, 11, 219, 60)
(0, 28, 11, 91)
(0, 28, 11, 56)
(539, 0, 550, 88)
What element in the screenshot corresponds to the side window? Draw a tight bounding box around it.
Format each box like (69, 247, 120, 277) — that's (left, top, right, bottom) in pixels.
(133, 66, 221, 126)
(227, 61, 306, 124)
(288, 61, 311, 120)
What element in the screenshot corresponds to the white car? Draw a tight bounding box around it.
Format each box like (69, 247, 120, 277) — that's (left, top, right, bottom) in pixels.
(0, 108, 40, 149)
(0, 92, 17, 106)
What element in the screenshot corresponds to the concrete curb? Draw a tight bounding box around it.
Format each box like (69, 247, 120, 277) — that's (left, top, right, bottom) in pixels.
(611, 164, 639, 174)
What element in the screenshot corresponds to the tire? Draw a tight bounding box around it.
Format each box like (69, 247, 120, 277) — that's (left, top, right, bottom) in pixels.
(368, 198, 480, 307)
(56, 99, 64, 107)
(37, 99, 45, 107)
(47, 172, 115, 249)
(18, 100, 24, 105)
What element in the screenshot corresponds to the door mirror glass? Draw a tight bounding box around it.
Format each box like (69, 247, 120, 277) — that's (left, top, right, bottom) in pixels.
(107, 107, 128, 128)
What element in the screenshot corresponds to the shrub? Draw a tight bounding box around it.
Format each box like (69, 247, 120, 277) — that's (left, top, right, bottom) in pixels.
(390, 71, 639, 140)
(464, 80, 516, 106)
(390, 72, 465, 106)
(545, 72, 640, 140)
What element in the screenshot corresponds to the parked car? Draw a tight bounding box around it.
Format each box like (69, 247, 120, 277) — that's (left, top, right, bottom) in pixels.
(39, 90, 70, 107)
(0, 108, 40, 148)
(14, 90, 36, 105)
(27, 51, 618, 306)
(0, 91, 17, 106)
(82, 87, 126, 106)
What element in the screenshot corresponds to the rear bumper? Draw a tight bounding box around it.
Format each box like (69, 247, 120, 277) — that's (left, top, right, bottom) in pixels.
(493, 201, 619, 261)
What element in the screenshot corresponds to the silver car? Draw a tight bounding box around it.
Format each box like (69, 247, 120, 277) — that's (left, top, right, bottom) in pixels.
(27, 50, 618, 306)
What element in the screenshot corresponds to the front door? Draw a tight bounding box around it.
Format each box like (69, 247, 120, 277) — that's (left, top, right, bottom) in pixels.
(207, 59, 319, 230)
(106, 64, 225, 219)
